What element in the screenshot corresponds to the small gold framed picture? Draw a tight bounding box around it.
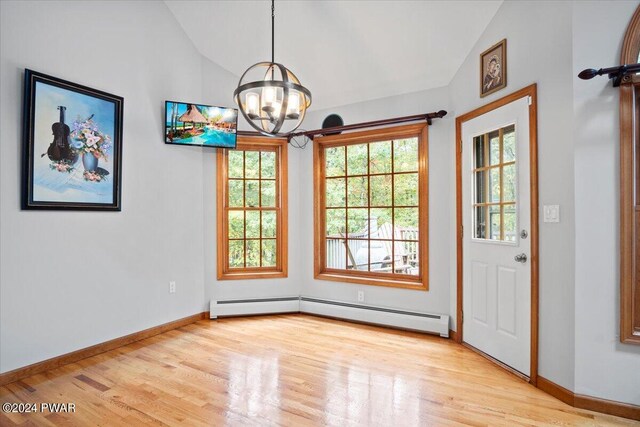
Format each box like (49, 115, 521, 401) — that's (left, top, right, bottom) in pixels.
(480, 39, 507, 98)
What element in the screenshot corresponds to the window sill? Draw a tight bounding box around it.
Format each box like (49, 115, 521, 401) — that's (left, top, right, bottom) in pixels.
(315, 271, 428, 291)
(218, 271, 287, 281)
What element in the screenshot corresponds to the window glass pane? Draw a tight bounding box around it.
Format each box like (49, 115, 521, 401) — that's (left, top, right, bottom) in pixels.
(394, 173, 418, 206)
(370, 174, 392, 206)
(261, 180, 276, 207)
(394, 207, 419, 237)
(228, 180, 244, 207)
(325, 146, 345, 177)
(394, 138, 418, 172)
(349, 239, 369, 270)
(503, 164, 516, 202)
(370, 208, 392, 236)
(262, 239, 276, 267)
(367, 240, 388, 271)
(474, 206, 486, 239)
(347, 143, 368, 175)
(369, 141, 392, 174)
(347, 176, 368, 207)
(228, 151, 244, 178)
(326, 238, 346, 269)
(326, 178, 346, 207)
(228, 211, 244, 239)
(347, 208, 368, 234)
(229, 240, 244, 268)
(326, 208, 346, 236)
(504, 205, 517, 242)
(489, 205, 501, 240)
(503, 125, 516, 163)
(489, 130, 500, 166)
(394, 241, 418, 276)
(245, 211, 260, 238)
(262, 211, 276, 238)
(245, 151, 260, 178)
(261, 151, 276, 178)
(474, 135, 485, 169)
(475, 170, 486, 204)
(246, 240, 260, 267)
(489, 167, 501, 203)
(245, 180, 259, 207)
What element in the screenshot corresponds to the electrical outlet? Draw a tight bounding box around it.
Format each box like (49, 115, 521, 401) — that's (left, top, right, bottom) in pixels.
(357, 291, 365, 303)
(169, 281, 176, 294)
(543, 205, 560, 223)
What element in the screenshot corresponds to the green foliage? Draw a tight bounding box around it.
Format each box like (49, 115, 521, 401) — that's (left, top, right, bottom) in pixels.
(262, 211, 276, 238)
(229, 180, 244, 207)
(394, 173, 418, 206)
(262, 239, 277, 266)
(326, 209, 345, 235)
(261, 180, 276, 207)
(370, 174, 392, 206)
(246, 240, 260, 267)
(325, 146, 345, 177)
(326, 178, 346, 207)
(228, 151, 244, 178)
(228, 211, 244, 238)
(393, 139, 418, 172)
(229, 240, 244, 267)
(348, 208, 368, 233)
(347, 144, 367, 175)
(245, 211, 260, 238)
(261, 152, 276, 178)
(246, 180, 259, 207)
(503, 164, 515, 202)
(245, 151, 260, 178)
(347, 176, 367, 207)
(369, 141, 391, 174)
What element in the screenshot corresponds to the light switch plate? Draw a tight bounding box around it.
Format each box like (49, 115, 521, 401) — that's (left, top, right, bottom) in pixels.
(543, 205, 560, 223)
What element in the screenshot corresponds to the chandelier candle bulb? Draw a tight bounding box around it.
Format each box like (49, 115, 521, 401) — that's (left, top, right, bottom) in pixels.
(287, 93, 300, 118)
(246, 92, 259, 118)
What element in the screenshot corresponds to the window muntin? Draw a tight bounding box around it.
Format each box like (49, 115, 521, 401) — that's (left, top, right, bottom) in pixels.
(472, 124, 517, 242)
(217, 137, 287, 279)
(314, 124, 428, 290)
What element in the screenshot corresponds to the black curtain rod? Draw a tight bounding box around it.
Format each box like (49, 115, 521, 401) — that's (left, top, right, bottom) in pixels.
(578, 62, 640, 87)
(237, 110, 447, 141)
(289, 110, 447, 141)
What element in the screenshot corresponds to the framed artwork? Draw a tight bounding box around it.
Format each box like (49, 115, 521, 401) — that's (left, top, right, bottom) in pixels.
(22, 69, 123, 210)
(165, 101, 237, 149)
(480, 39, 507, 98)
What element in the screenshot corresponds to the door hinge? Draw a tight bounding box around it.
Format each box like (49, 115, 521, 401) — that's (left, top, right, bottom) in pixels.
(528, 95, 532, 106)
(459, 139, 463, 152)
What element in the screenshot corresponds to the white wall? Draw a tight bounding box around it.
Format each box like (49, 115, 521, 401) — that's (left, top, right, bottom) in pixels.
(301, 86, 453, 318)
(572, 0, 640, 405)
(0, 0, 210, 373)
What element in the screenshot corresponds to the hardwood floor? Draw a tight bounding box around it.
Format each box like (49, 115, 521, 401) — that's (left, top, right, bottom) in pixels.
(0, 314, 637, 426)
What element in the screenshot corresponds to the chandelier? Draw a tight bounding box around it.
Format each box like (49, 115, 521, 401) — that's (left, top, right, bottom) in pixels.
(233, 0, 312, 137)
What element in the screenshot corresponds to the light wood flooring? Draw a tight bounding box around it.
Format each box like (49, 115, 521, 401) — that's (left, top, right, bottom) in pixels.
(0, 314, 637, 426)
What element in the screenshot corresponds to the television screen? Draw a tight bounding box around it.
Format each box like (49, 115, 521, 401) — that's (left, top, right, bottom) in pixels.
(165, 101, 237, 148)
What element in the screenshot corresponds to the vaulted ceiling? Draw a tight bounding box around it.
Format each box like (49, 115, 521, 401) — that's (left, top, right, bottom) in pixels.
(165, 1, 503, 110)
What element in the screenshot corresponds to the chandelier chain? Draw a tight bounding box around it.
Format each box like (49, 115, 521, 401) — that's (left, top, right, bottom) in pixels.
(271, 0, 275, 64)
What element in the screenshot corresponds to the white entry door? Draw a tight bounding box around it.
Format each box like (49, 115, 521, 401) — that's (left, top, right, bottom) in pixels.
(462, 96, 531, 376)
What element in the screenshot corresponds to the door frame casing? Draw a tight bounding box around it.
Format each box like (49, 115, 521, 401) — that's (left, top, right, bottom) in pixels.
(455, 84, 539, 385)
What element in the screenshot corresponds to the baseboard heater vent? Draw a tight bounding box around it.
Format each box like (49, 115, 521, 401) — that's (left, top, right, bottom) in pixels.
(299, 297, 449, 337)
(210, 297, 300, 319)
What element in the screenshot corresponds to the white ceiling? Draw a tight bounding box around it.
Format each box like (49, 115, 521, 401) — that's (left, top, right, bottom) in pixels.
(165, 1, 503, 110)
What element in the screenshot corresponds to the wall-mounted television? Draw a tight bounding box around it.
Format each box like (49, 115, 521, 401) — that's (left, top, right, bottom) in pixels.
(165, 101, 237, 148)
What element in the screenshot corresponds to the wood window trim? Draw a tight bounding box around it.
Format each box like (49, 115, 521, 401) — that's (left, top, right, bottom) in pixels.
(313, 123, 429, 291)
(620, 5, 640, 344)
(216, 136, 288, 280)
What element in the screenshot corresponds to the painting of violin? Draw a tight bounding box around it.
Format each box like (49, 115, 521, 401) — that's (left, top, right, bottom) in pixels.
(46, 105, 77, 163)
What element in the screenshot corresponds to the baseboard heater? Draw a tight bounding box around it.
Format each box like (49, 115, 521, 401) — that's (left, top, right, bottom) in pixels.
(210, 297, 300, 318)
(210, 296, 449, 337)
(300, 297, 449, 337)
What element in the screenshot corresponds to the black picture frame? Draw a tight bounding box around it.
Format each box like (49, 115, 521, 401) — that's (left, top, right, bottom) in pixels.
(164, 100, 237, 149)
(22, 69, 124, 210)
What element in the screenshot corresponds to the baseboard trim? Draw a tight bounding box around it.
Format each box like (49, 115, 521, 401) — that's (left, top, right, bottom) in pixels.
(0, 311, 209, 387)
(537, 376, 640, 420)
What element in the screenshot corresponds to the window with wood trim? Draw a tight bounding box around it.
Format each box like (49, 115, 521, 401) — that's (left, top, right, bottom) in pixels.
(620, 5, 640, 344)
(217, 136, 287, 280)
(313, 123, 428, 290)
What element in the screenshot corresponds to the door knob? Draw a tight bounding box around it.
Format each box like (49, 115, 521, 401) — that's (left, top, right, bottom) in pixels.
(514, 253, 527, 263)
